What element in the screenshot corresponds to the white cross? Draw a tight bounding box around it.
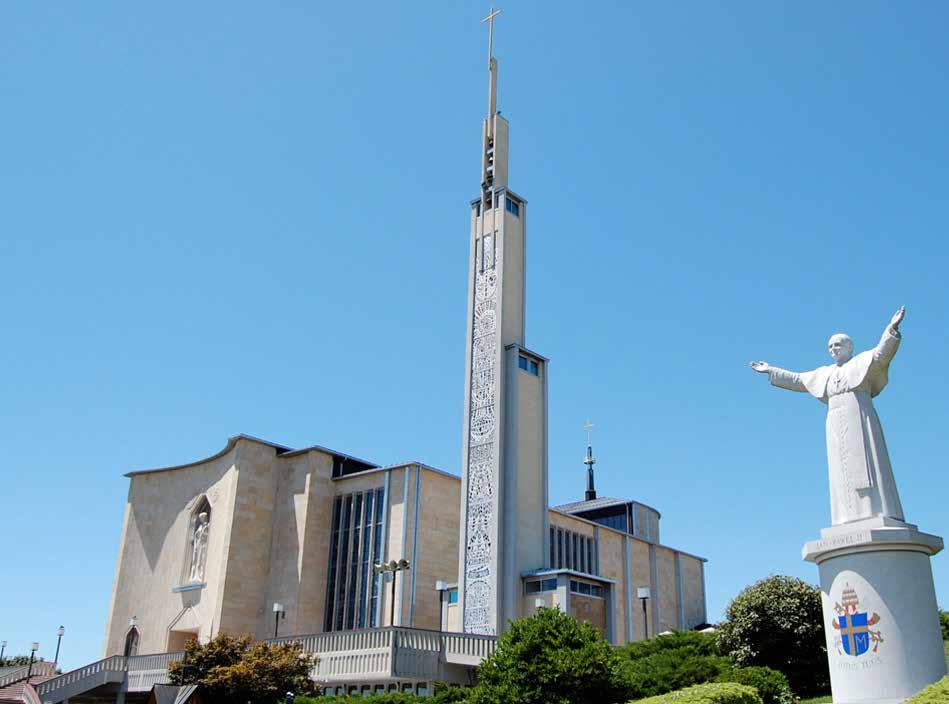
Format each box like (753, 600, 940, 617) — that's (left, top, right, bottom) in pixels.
(584, 419, 594, 446)
(481, 8, 501, 61)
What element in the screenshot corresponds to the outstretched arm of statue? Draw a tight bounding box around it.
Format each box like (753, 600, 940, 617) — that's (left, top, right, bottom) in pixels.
(874, 306, 904, 364)
(750, 361, 808, 392)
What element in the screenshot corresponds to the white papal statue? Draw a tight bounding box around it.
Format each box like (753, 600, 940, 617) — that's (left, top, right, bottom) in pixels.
(751, 307, 906, 526)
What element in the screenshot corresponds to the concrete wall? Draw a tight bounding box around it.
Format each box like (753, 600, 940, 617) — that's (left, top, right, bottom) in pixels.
(570, 594, 607, 635)
(410, 469, 461, 630)
(103, 438, 254, 655)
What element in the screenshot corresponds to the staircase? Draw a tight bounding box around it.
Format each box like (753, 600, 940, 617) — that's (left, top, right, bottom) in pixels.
(0, 664, 61, 704)
(23, 627, 497, 703)
(31, 654, 183, 704)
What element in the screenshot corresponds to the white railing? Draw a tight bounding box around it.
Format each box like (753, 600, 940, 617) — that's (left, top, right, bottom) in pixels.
(33, 628, 498, 700)
(0, 663, 59, 688)
(443, 631, 498, 665)
(21, 683, 42, 704)
(34, 656, 125, 698)
(126, 652, 184, 692)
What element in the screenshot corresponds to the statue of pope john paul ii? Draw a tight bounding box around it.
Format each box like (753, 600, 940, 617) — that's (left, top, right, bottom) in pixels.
(750, 307, 906, 526)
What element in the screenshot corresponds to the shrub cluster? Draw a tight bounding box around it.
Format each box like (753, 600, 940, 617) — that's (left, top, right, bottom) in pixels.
(616, 631, 730, 700)
(716, 665, 796, 704)
(716, 576, 828, 697)
(906, 675, 949, 704)
(939, 610, 949, 640)
(631, 682, 763, 704)
(295, 684, 468, 704)
(168, 634, 315, 704)
(471, 607, 627, 704)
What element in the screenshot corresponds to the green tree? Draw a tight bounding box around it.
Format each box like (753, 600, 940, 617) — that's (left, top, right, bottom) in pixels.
(938, 610, 949, 640)
(0, 655, 37, 667)
(470, 607, 626, 704)
(168, 634, 315, 704)
(616, 631, 730, 700)
(716, 576, 828, 698)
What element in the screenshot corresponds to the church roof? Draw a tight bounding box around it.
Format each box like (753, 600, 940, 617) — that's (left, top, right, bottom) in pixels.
(553, 496, 630, 514)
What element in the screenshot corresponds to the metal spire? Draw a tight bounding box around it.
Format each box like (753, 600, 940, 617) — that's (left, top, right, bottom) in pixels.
(583, 420, 597, 501)
(481, 8, 501, 127)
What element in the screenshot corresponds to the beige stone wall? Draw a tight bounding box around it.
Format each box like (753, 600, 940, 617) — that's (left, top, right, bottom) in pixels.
(630, 539, 652, 640)
(382, 466, 408, 626)
(655, 547, 679, 633)
(103, 439, 246, 656)
(596, 527, 627, 643)
(570, 593, 607, 635)
(261, 449, 337, 637)
(218, 440, 282, 640)
(680, 555, 706, 629)
(410, 469, 460, 630)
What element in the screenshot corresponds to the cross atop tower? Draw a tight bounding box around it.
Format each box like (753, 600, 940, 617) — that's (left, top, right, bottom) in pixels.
(583, 420, 597, 501)
(482, 8, 501, 62)
(481, 8, 501, 125)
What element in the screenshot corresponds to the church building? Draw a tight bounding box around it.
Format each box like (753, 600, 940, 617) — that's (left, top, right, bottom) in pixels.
(93, 15, 709, 697)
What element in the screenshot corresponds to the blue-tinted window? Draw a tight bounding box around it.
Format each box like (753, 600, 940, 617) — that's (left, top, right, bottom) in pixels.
(519, 356, 528, 371)
(542, 578, 557, 591)
(505, 197, 520, 217)
(448, 589, 459, 604)
(529, 360, 539, 375)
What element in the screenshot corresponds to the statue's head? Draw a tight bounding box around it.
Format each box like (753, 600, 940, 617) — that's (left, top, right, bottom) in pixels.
(198, 511, 209, 524)
(828, 333, 854, 365)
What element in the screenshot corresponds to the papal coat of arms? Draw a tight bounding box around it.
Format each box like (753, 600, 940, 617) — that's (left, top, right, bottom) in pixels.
(832, 586, 883, 656)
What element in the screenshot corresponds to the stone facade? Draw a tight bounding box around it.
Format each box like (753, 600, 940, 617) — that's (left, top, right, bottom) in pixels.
(104, 432, 706, 657)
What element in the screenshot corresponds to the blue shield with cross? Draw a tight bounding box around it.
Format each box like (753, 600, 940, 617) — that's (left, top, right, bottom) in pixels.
(839, 611, 871, 656)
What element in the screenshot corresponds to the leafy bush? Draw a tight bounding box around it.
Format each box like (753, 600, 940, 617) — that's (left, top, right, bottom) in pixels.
(471, 607, 627, 704)
(939, 610, 949, 640)
(302, 695, 426, 704)
(716, 576, 828, 697)
(616, 631, 729, 700)
(295, 682, 467, 704)
(168, 633, 315, 704)
(632, 681, 763, 704)
(621, 631, 721, 659)
(717, 666, 797, 704)
(906, 675, 949, 703)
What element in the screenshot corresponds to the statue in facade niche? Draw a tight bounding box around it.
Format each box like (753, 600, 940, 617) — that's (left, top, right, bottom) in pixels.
(189, 512, 210, 582)
(750, 307, 906, 526)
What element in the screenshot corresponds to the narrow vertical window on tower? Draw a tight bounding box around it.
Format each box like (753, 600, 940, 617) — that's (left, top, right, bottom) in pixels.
(505, 196, 520, 217)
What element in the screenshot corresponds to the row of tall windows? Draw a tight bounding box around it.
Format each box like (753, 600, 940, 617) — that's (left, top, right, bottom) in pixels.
(324, 487, 386, 632)
(549, 526, 598, 575)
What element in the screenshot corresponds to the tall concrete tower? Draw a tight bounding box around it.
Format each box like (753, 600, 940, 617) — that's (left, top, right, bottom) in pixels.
(457, 10, 549, 636)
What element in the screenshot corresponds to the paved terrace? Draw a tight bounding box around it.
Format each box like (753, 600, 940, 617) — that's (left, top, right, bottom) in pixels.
(30, 628, 498, 704)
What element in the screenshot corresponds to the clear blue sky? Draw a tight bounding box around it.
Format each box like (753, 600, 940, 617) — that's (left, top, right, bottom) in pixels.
(2, 1, 948, 671)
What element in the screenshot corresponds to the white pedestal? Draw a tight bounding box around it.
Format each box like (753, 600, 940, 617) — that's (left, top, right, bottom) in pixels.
(803, 517, 946, 704)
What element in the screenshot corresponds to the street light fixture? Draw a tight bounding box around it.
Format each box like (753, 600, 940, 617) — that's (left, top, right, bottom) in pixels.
(54, 626, 65, 665)
(374, 559, 411, 627)
(637, 587, 651, 639)
(26, 642, 39, 682)
(0, 640, 6, 663)
(272, 603, 286, 639)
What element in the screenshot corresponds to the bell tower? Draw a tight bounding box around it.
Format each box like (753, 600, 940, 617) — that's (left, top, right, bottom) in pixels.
(457, 9, 549, 636)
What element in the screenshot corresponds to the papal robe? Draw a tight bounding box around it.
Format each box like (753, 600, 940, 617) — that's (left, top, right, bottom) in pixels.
(768, 328, 905, 526)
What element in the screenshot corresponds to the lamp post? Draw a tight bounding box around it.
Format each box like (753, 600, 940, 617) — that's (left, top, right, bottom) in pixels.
(0, 640, 6, 663)
(637, 587, 651, 639)
(54, 626, 65, 665)
(26, 642, 39, 682)
(374, 559, 411, 626)
(273, 603, 285, 639)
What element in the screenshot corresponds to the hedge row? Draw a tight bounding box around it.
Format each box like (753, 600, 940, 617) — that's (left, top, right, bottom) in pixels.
(907, 675, 949, 704)
(632, 682, 763, 704)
